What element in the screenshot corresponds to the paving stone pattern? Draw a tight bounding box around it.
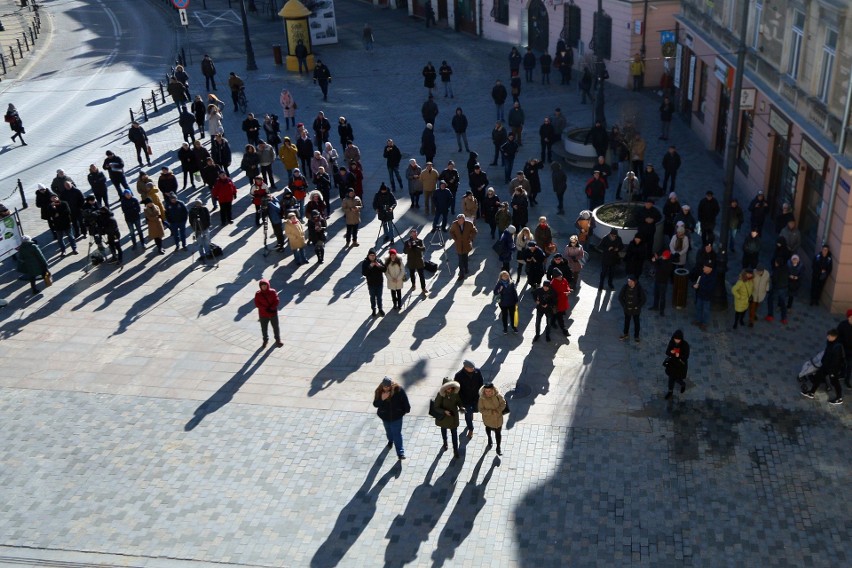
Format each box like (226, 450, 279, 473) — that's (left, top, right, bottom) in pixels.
(0, 0, 849, 566)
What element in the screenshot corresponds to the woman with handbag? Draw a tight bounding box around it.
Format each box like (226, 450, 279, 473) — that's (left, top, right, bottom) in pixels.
(5, 103, 26, 146)
(663, 329, 690, 400)
(373, 377, 410, 460)
(478, 383, 507, 455)
(493, 270, 519, 334)
(431, 378, 465, 459)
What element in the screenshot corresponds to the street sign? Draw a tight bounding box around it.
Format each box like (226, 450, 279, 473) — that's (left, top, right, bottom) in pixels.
(178, 8, 189, 26)
(172, 0, 189, 8)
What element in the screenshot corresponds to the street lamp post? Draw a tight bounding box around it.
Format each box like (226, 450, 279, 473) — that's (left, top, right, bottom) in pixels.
(238, 0, 258, 71)
(593, 0, 607, 128)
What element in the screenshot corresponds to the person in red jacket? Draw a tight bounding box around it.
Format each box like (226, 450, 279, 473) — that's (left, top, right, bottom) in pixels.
(211, 170, 237, 226)
(254, 279, 283, 348)
(549, 268, 572, 337)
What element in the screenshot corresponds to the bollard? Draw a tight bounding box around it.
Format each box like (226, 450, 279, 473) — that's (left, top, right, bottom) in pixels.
(159, 81, 166, 104)
(17, 179, 28, 209)
(141, 99, 148, 121)
(129, 108, 135, 123)
(9, 46, 16, 66)
(16, 38, 23, 58)
(151, 91, 158, 113)
(0, 53, 6, 75)
(29, 27, 34, 44)
(22, 32, 30, 51)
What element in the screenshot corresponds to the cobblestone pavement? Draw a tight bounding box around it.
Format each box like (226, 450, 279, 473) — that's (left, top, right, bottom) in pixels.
(0, 1, 849, 566)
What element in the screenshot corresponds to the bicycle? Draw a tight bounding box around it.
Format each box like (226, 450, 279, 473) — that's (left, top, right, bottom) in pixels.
(237, 86, 248, 114)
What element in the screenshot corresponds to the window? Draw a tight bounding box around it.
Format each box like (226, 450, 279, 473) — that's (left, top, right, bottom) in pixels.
(696, 61, 708, 123)
(751, 1, 763, 49)
(787, 11, 804, 79)
(817, 29, 838, 103)
(737, 110, 754, 174)
(493, 0, 509, 25)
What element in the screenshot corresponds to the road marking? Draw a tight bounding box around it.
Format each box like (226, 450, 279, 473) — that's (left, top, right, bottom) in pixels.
(193, 10, 241, 28)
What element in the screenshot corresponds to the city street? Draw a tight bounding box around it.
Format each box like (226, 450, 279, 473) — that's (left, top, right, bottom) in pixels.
(0, 1, 849, 566)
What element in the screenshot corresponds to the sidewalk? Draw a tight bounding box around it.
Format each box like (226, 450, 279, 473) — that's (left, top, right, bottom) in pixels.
(0, 0, 45, 81)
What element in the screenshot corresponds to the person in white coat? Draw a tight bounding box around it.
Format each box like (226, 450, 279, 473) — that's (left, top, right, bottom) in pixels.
(385, 249, 405, 310)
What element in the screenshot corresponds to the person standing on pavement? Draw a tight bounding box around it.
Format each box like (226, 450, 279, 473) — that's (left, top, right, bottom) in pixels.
(385, 249, 405, 310)
(362, 248, 386, 317)
(599, 229, 624, 290)
(454, 360, 485, 440)
(4, 104, 26, 146)
(539, 117, 556, 163)
(420, 161, 439, 216)
(630, 53, 645, 91)
(103, 151, 130, 199)
(373, 183, 397, 244)
(127, 122, 151, 167)
(554, 47, 574, 85)
(661, 146, 681, 194)
(787, 254, 804, 309)
(164, 193, 189, 251)
(279, 89, 297, 130)
(811, 245, 833, 306)
(731, 269, 754, 330)
(619, 276, 646, 342)
(362, 23, 374, 52)
(478, 384, 506, 455)
(211, 171, 237, 226)
(191, 96, 207, 139)
(522, 46, 536, 82)
(663, 330, 690, 399)
(227, 72, 244, 112)
(491, 80, 508, 121)
(490, 121, 508, 166)
(801, 329, 845, 405)
(403, 229, 427, 295)
(449, 214, 477, 282)
(697, 190, 720, 242)
(420, 124, 437, 165)
(87, 165, 110, 208)
(342, 188, 362, 248)
(188, 200, 212, 260)
(47, 195, 77, 255)
(383, 139, 404, 193)
(748, 263, 770, 326)
(766, 254, 790, 324)
(659, 96, 674, 140)
(168, 76, 189, 113)
(649, 250, 673, 316)
(693, 263, 717, 331)
(493, 270, 519, 334)
(501, 132, 520, 183)
(422, 61, 437, 96)
(432, 378, 464, 459)
(374, 377, 410, 461)
(532, 280, 556, 342)
(120, 190, 145, 250)
(585, 170, 607, 210)
(142, 197, 166, 254)
(482, 187, 501, 237)
(15, 236, 49, 296)
(201, 54, 216, 91)
(550, 268, 572, 337)
(313, 59, 332, 101)
(439, 60, 454, 98)
(451, 108, 470, 154)
(207, 104, 224, 138)
(440, 160, 462, 215)
(254, 279, 283, 348)
(748, 191, 770, 231)
(406, 159, 423, 208)
(539, 51, 552, 84)
(507, 102, 525, 146)
(295, 40, 309, 74)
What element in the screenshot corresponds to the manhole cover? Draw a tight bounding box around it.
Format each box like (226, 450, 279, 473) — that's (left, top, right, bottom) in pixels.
(502, 382, 531, 399)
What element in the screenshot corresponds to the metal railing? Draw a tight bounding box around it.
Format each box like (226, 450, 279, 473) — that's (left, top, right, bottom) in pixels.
(0, 2, 42, 77)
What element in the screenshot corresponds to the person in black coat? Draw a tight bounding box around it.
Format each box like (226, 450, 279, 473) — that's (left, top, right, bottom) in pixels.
(522, 47, 536, 82)
(59, 181, 87, 238)
(491, 80, 508, 122)
(618, 276, 647, 342)
(422, 61, 437, 95)
(552, 162, 567, 214)
(373, 183, 397, 243)
(624, 234, 646, 278)
(453, 360, 485, 438)
(373, 377, 411, 460)
(802, 329, 845, 404)
(120, 190, 145, 248)
(539, 117, 556, 163)
(35, 184, 58, 239)
(598, 229, 624, 289)
(539, 52, 552, 84)
(532, 280, 557, 342)
(641, 164, 661, 199)
(87, 165, 110, 208)
(127, 122, 151, 167)
(523, 159, 544, 205)
(584, 120, 609, 158)
(663, 329, 690, 399)
(650, 250, 674, 316)
(420, 124, 437, 165)
(103, 151, 130, 199)
(748, 191, 770, 231)
(179, 109, 197, 143)
(362, 249, 386, 316)
(661, 145, 681, 193)
(47, 195, 78, 255)
(312, 59, 332, 101)
(421, 95, 439, 125)
(524, 241, 546, 288)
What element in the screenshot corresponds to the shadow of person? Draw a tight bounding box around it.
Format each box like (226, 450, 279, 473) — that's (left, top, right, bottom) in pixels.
(429, 453, 499, 567)
(383, 454, 460, 568)
(504, 348, 555, 430)
(411, 284, 458, 350)
(310, 453, 402, 568)
(184, 346, 274, 431)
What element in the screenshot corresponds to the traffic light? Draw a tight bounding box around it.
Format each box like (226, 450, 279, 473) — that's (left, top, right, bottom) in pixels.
(594, 11, 612, 60)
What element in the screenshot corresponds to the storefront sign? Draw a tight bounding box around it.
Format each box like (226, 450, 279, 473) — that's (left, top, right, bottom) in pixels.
(769, 107, 790, 139)
(740, 88, 756, 110)
(674, 43, 682, 88)
(840, 178, 850, 194)
(687, 55, 696, 101)
(800, 137, 826, 172)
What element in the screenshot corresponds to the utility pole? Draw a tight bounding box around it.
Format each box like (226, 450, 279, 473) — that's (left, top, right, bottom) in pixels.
(713, 0, 750, 310)
(593, 0, 607, 128)
(238, 0, 258, 71)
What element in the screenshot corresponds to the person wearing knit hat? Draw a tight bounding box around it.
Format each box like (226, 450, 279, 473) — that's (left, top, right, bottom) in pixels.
(663, 329, 690, 400)
(373, 376, 411, 460)
(362, 248, 386, 316)
(432, 377, 465, 458)
(498, 224, 517, 272)
(453, 360, 484, 439)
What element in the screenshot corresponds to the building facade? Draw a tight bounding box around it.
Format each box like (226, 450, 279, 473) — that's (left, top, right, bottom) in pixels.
(676, 0, 852, 310)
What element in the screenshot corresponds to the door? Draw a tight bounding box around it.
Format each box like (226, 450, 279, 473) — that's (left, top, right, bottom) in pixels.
(715, 85, 730, 155)
(767, 134, 796, 219)
(455, 0, 476, 34)
(801, 167, 824, 252)
(528, 0, 549, 53)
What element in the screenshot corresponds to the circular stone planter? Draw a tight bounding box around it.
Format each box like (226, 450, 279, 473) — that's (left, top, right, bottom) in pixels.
(561, 127, 598, 169)
(591, 202, 664, 253)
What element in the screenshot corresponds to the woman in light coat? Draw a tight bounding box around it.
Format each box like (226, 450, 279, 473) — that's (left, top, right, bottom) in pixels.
(323, 141, 339, 173)
(385, 249, 405, 310)
(142, 198, 165, 254)
(405, 159, 423, 208)
(514, 227, 533, 284)
(284, 212, 308, 265)
(731, 269, 754, 329)
(279, 89, 296, 129)
(206, 104, 224, 137)
(563, 234, 586, 291)
(478, 383, 507, 455)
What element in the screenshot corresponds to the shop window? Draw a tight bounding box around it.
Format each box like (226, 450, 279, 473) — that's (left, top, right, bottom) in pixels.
(492, 0, 509, 25)
(737, 110, 754, 174)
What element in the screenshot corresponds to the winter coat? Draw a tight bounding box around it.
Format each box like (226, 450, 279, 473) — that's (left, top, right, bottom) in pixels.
(403, 237, 425, 270)
(731, 278, 753, 312)
(384, 144, 402, 168)
(433, 383, 464, 429)
(159, 172, 179, 195)
(16, 241, 48, 278)
(533, 224, 553, 250)
(284, 220, 306, 250)
(48, 202, 72, 230)
(787, 259, 804, 294)
(432, 187, 453, 212)
(144, 203, 165, 240)
(695, 269, 717, 300)
(128, 125, 148, 147)
(279, 91, 296, 119)
(478, 387, 506, 429)
(454, 368, 484, 407)
(296, 136, 314, 160)
(820, 340, 846, 377)
(120, 196, 141, 222)
(669, 234, 690, 266)
(451, 111, 468, 134)
(361, 257, 386, 287)
(550, 277, 571, 312)
(493, 279, 519, 308)
(563, 244, 585, 275)
(307, 216, 327, 244)
(665, 338, 690, 380)
(422, 65, 437, 89)
(462, 195, 478, 218)
(212, 178, 237, 204)
(207, 110, 224, 137)
(342, 196, 362, 225)
(373, 386, 411, 423)
(254, 279, 280, 319)
(241, 151, 261, 180)
(449, 219, 477, 254)
(35, 188, 56, 220)
(211, 137, 232, 167)
(420, 128, 436, 157)
(751, 269, 770, 302)
(532, 285, 556, 312)
(600, 235, 625, 267)
(385, 260, 405, 290)
(88, 171, 108, 197)
(178, 146, 196, 174)
(188, 203, 211, 231)
(164, 199, 188, 227)
(496, 208, 512, 232)
(618, 283, 646, 316)
(278, 141, 299, 170)
(482, 194, 500, 224)
(498, 230, 516, 262)
(406, 165, 423, 195)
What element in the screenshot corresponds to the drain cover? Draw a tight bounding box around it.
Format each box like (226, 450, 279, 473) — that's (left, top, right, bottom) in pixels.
(502, 382, 531, 399)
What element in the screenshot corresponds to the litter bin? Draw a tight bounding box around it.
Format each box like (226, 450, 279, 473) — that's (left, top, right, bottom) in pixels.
(273, 44, 283, 66)
(672, 268, 690, 309)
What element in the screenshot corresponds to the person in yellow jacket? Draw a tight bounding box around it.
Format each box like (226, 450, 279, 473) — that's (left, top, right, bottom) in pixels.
(731, 269, 754, 330)
(278, 136, 299, 184)
(630, 53, 645, 92)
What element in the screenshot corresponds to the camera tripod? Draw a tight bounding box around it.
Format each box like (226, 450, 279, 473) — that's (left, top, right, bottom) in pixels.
(260, 203, 270, 257)
(427, 224, 453, 276)
(375, 217, 404, 248)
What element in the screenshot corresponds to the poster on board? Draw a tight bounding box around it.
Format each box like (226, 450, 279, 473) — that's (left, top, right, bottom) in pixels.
(0, 213, 23, 260)
(305, 0, 338, 46)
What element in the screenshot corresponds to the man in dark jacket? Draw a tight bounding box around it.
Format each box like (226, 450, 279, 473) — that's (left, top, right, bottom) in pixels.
(661, 145, 681, 193)
(585, 170, 607, 209)
(254, 279, 283, 348)
(421, 95, 439, 125)
(522, 47, 536, 82)
(439, 161, 461, 214)
(748, 191, 770, 231)
(242, 113, 261, 146)
(533, 280, 557, 342)
(312, 59, 332, 100)
(539, 117, 556, 163)
(164, 193, 189, 250)
(552, 162, 567, 214)
(201, 54, 217, 91)
(499, 225, 517, 272)
(188, 199, 212, 259)
(60, 181, 87, 238)
(47, 195, 78, 255)
(802, 329, 845, 404)
(454, 360, 485, 438)
(420, 124, 437, 164)
(500, 133, 519, 183)
(618, 276, 647, 342)
(179, 109, 197, 143)
(451, 108, 470, 153)
(491, 121, 508, 166)
(697, 190, 721, 241)
(383, 139, 403, 193)
(650, 250, 674, 316)
(599, 229, 624, 289)
(103, 151, 130, 199)
(362, 249, 386, 316)
(432, 181, 453, 232)
(372, 183, 397, 243)
(127, 122, 151, 167)
(491, 80, 508, 121)
(694, 262, 717, 330)
(120, 190, 145, 249)
(584, 120, 609, 159)
(16, 236, 49, 295)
